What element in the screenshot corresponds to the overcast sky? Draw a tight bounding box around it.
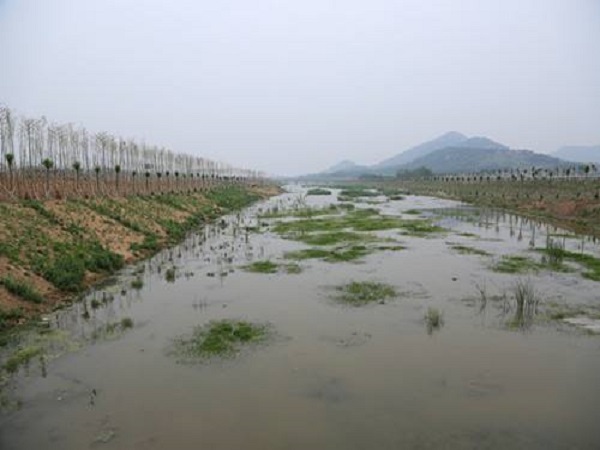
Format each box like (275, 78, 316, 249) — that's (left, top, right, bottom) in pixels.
(1, 0, 599, 175)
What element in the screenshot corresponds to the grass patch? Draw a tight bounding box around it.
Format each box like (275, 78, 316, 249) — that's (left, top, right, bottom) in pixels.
(332, 281, 397, 306)
(243, 260, 278, 274)
(297, 231, 368, 246)
(0, 277, 44, 304)
(283, 263, 302, 274)
(538, 246, 600, 281)
(404, 209, 421, 215)
(399, 220, 446, 236)
(3, 345, 42, 373)
(274, 209, 406, 236)
(307, 188, 331, 196)
(131, 277, 144, 289)
(449, 244, 490, 256)
(285, 245, 371, 263)
(205, 186, 260, 211)
(339, 188, 380, 198)
(165, 267, 176, 282)
(424, 307, 444, 334)
(120, 317, 134, 329)
(173, 320, 270, 358)
(492, 255, 540, 274)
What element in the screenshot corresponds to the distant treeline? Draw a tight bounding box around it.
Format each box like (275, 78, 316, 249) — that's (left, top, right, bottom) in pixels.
(0, 106, 264, 200)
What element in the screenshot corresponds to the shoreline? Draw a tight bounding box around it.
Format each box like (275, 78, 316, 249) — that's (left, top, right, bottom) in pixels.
(0, 184, 282, 334)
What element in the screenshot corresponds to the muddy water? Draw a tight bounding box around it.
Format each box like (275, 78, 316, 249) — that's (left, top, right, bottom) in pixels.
(1, 187, 600, 449)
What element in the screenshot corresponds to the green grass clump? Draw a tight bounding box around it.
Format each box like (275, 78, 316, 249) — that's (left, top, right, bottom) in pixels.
(538, 247, 600, 282)
(424, 307, 444, 334)
(4, 345, 42, 373)
(333, 281, 397, 306)
(0, 277, 44, 304)
(297, 231, 367, 246)
(130, 233, 160, 253)
(307, 188, 331, 196)
(492, 255, 540, 274)
(165, 267, 176, 282)
(274, 209, 406, 236)
(243, 260, 279, 274)
(285, 245, 371, 263)
(0, 308, 24, 333)
(399, 220, 446, 236)
(131, 277, 144, 289)
(174, 320, 270, 358)
(205, 186, 260, 211)
(449, 244, 490, 256)
(120, 317, 134, 329)
(404, 209, 421, 215)
(283, 263, 302, 274)
(339, 188, 380, 198)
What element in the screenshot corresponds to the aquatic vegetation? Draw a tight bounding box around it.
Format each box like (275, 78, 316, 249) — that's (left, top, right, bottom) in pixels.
(339, 188, 380, 198)
(448, 244, 490, 256)
(508, 279, 539, 330)
(538, 246, 600, 281)
(492, 255, 540, 274)
(0, 277, 44, 304)
(165, 267, 176, 282)
(306, 188, 332, 196)
(3, 345, 42, 373)
(424, 307, 444, 334)
(399, 220, 446, 236)
(297, 231, 368, 246)
(130, 277, 144, 289)
(283, 263, 302, 274)
(120, 317, 134, 329)
(285, 245, 371, 263)
(332, 281, 397, 306)
(404, 209, 422, 215)
(243, 260, 279, 274)
(173, 320, 270, 358)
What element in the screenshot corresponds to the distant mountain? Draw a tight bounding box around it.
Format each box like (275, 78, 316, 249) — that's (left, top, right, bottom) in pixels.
(374, 131, 467, 168)
(402, 146, 566, 174)
(554, 145, 600, 163)
(323, 160, 367, 174)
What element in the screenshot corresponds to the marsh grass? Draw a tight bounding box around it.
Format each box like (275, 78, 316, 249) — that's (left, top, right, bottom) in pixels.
(399, 220, 446, 236)
(306, 188, 332, 196)
(3, 345, 42, 373)
(508, 279, 539, 329)
(424, 307, 444, 334)
(243, 260, 278, 274)
(173, 320, 270, 358)
(492, 255, 540, 274)
(131, 277, 144, 289)
(332, 281, 397, 306)
(538, 245, 600, 281)
(165, 267, 176, 282)
(285, 245, 371, 263)
(0, 277, 44, 304)
(449, 244, 490, 256)
(297, 231, 368, 246)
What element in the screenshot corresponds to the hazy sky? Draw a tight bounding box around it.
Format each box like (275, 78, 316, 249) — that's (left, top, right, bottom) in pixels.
(1, 0, 599, 175)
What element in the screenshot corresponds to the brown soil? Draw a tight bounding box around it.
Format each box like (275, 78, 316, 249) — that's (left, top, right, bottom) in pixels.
(0, 185, 280, 330)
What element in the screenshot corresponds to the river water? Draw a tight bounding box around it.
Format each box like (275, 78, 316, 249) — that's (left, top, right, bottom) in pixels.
(1, 186, 599, 449)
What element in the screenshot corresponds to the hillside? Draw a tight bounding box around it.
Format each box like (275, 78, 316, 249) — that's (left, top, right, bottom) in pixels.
(402, 146, 566, 173)
(554, 146, 600, 163)
(374, 131, 467, 168)
(0, 185, 278, 331)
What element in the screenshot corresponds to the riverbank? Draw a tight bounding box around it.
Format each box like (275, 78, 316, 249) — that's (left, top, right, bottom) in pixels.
(337, 179, 600, 238)
(0, 184, 281, 332)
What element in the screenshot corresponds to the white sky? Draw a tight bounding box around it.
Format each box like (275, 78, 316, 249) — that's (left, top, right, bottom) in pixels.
(1, 0, 599, 175)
